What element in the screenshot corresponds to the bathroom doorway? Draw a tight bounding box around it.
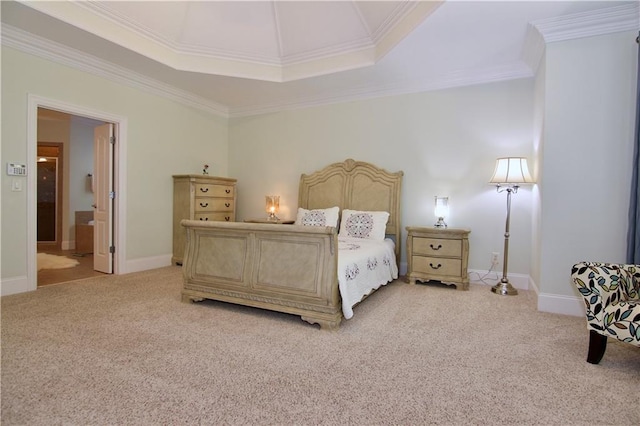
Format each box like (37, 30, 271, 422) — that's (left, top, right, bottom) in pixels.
(36, 143, 63, 250)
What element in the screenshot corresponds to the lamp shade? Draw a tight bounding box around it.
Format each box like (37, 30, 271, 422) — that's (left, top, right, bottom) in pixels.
(489, 157, 534, 184)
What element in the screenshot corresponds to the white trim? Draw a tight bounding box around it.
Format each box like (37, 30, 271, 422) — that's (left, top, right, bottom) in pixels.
(124, 254, 173, 274)
(531, 3, 639, 44)
(1, 276, 30, 297)
(27, 95, 129, 295)
(229, 62, 533, 118)
(37, 0, 434, 80)
(537, 292, 585, 317)
(2, 25, 228, 118)
(522, 3, 638, 75)
(4, 5, 637, 119)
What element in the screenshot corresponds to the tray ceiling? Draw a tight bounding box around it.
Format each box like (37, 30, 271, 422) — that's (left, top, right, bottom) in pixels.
(17, 0, 441, 82)
(2, 1, 638, 117)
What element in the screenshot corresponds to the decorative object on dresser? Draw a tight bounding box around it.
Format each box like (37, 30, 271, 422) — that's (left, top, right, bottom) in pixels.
(406, 227, 470, 290)
(172, 175, 236, 265)
(180, 159, 403, 330)
(488, 157, 534, 296)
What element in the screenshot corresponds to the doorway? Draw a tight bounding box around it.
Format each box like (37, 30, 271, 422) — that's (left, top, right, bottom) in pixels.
(36, 142, 65, 249)
(28, 95, 127, 291)
(36, 109, 108, 285)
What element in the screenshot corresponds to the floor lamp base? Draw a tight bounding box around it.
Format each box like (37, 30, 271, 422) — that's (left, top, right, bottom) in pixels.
(491, 280, 518, 296)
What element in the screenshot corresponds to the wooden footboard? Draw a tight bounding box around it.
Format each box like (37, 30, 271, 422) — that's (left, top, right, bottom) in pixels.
(180, 220, 342, 330)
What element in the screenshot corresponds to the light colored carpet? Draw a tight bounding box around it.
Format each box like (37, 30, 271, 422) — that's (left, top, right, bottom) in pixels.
(2, 266, 639, 425)
(36, 252, 80, 271)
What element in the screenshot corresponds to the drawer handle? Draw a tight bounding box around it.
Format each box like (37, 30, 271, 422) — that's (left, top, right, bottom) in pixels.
(199, 217, 209, 221)
(225, 203, 230, 208)
(225, 216, 230, 221)
(225, 189, 231, 194)
(429, 263, 442, 270)
(199, 202, 208, 208)
(199, 188, 209, 193)
(430, 244, 442, 250)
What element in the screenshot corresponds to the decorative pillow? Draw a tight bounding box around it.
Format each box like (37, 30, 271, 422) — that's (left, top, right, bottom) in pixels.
(294, 206, 340, 227)
(339, 209, 389, 240)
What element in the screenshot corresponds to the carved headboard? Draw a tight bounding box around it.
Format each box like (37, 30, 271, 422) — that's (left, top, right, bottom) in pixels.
(298, 159, 404, 262)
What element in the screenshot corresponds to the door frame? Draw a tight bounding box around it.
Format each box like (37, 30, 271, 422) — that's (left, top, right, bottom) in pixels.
(27, 94, 128, 290)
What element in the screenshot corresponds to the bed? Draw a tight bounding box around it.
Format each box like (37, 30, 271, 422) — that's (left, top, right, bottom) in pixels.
(180, 159, 403, 329)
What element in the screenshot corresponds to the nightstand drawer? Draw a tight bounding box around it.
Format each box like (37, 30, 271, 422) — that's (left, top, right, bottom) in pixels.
(195, 198, 234, 212)
(412, 256, 461, 277)
(413, 237, 462, 257)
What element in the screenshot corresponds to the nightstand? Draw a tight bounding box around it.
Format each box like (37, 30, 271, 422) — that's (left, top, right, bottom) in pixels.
(406, 227, 471, 290)
(244, 218, 295, 224)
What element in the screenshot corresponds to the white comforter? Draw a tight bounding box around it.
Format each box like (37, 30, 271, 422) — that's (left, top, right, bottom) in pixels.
(337, 237, 398, 319)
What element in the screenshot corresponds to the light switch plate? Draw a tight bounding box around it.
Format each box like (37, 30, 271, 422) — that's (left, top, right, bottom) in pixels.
(11, 179, 22, 191)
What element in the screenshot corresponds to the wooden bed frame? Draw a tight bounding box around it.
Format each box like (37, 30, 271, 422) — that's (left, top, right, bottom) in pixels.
(180, 159, 403, 329)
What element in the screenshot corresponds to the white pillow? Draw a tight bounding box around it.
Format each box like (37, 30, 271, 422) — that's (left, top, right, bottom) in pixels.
(294, 206, 340, 227)
(339, 209, 389, 240)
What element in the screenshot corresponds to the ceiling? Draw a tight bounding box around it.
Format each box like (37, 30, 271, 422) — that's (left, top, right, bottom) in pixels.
(2, 1, 638, 117)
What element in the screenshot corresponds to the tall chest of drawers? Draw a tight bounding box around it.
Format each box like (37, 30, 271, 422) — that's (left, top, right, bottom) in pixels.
(172, 175, 237, 265)
(406, 227, 471, 290)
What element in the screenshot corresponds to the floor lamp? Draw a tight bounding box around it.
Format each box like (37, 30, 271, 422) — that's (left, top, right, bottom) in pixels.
(489, 157, 534, 296)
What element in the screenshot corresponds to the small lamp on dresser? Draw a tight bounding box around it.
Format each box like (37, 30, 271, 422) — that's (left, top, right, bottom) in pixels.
(265, 195, 280, 221)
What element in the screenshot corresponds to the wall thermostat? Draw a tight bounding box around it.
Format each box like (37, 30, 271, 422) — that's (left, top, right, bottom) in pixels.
(7, 163, 27, 176)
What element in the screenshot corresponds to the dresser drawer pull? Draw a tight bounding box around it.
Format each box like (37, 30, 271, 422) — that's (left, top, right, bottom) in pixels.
(430, 244, 442, 250)
(225, 189, 231, 194)
(429, 263, 442, 270)
(225, 216, 230, 221)
(199, 187, 209, 193)
(225, 203, 230, 207)
(199, 202, 208, 207)
(199, 217, 209, 221)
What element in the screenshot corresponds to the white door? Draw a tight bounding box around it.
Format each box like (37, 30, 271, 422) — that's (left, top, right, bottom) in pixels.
(93, 123, 114, 274)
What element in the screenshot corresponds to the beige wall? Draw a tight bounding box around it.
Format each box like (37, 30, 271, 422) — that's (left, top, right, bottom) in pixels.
(537, 30, 637, 309)
(2, 30, 636, 315)
(1, 47, 229, 292)
(228, 79, 536, 277)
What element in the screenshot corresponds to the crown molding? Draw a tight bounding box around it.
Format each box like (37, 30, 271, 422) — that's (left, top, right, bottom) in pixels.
(533, 2, 639, 43)
(4, 3, 637, 120)
(228, 62, 532, 118)
(523, 2, 640, 73)
(22, 0, 440, 82)
(1, 25, 229, 118)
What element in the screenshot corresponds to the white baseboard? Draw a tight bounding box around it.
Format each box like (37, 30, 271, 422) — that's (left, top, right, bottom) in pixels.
(2, 258, 587, 318)
(1, 254, 173, 297)
(537, 293, 585, 317)
(123, 254, 172, 274)
(1, 275, 34, 296)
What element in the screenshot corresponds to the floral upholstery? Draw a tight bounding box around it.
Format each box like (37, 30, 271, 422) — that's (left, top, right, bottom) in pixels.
(571, 262, 640, 364)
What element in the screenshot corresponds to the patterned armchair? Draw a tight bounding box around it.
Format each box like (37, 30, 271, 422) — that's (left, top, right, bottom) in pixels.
(571, 262, 640, 364)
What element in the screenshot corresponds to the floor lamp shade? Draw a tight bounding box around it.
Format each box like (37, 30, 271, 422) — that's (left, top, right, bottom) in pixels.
(489, 157, 534, 185)
(489, 157, 534, 296)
